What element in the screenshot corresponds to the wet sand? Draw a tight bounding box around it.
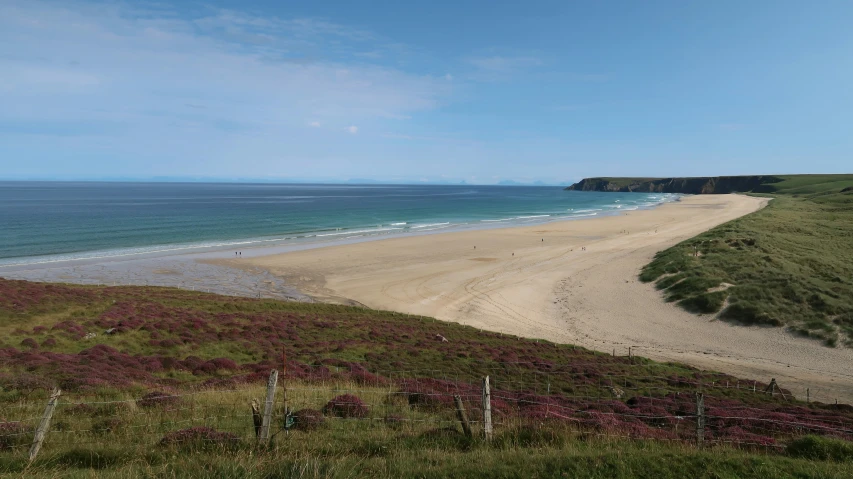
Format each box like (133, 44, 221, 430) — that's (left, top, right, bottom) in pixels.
(1, 256, 310, 302)
(220, 194, 853, 403)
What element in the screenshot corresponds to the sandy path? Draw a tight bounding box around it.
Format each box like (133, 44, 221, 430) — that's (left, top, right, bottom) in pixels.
(228, 194, 853, 403)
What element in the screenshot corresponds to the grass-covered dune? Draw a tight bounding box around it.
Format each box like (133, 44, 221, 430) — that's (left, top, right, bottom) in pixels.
(2, 278, 853, 477)
(640, 175, 853, 346)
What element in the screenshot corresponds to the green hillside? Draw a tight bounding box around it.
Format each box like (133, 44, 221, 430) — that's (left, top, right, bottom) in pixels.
(2, 279, 853, 477)
(763, 175, 853, 194)
(640, 175, 853, 345)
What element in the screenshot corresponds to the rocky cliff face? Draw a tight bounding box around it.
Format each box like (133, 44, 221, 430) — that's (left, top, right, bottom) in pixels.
(565, 176, 783, 194)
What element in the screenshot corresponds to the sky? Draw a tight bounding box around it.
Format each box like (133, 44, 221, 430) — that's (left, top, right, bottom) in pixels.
(1, 0, 852, 184)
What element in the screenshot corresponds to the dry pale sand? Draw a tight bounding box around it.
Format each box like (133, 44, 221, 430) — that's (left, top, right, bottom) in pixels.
(225, 194, 853, 403)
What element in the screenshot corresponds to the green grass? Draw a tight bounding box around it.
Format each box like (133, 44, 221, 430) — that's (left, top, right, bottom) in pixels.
(787, 435, 853, 462)
(640, 176, 853, 346)
(11, 441, 853, 478)
(3, 383, 853, 479)
(762, 175, 853, 195)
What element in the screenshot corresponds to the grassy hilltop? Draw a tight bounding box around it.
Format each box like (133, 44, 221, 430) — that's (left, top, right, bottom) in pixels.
(2, 279, 853, 477)
(635, 175, 853, 346)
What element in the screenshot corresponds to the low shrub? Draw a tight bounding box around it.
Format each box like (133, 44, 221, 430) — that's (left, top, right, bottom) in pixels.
(323, 394, 368, 418)
(292, 408, 324, 431)
(92, 418, 123, 436)
(786, 435, 853, 461)
(137, 391, 180, 409)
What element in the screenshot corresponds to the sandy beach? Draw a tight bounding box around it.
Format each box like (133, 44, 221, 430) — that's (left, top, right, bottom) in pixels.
(220, 194, 853, 403)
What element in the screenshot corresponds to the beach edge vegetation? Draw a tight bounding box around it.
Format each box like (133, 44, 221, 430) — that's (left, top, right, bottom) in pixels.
(639, 175, 853, 347)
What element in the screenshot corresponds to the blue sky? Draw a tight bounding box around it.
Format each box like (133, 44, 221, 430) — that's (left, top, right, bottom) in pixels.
(1, 0, 851, 184)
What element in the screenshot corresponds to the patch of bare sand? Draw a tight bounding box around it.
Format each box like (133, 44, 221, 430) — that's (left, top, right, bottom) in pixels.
(225, 194, 853, 403)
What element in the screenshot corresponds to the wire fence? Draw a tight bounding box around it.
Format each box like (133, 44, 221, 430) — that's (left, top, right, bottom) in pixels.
(3, 363, 852, 462)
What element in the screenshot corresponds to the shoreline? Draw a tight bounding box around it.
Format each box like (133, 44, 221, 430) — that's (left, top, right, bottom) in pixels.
(4, 193, 852, 402)
(219, 193, 853, 404)
(0, 192, 680, 270)
(0, 192, 680, 299)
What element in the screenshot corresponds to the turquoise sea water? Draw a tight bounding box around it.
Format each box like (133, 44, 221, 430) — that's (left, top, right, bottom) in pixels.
(0, 182, 678, 266)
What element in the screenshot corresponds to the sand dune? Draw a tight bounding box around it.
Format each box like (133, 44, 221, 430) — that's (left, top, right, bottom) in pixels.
(231, 194, 853, 403)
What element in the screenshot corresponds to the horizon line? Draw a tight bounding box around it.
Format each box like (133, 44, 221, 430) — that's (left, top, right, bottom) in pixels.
(0, 178, 571, 187)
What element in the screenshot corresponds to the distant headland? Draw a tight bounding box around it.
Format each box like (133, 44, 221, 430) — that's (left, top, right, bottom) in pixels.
(564, 175, 788, 194)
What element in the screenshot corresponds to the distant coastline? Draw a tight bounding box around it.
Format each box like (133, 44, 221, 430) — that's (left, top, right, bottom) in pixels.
(565, 175, 784, 194)
(564, 173, 853, 194)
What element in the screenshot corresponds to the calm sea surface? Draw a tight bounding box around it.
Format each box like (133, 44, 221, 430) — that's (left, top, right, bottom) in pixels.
(0, 182, 678, 266)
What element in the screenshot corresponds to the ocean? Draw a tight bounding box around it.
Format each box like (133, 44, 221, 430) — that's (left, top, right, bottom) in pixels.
(0, 182, 678, 267)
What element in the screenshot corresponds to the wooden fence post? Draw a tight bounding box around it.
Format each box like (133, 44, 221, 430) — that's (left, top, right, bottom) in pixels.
(763, 378, 788, 401)
(546, 379, 551, 418)
(482, 376, 493, 442)
(807, 388, 810, 404)
(251, 399, 262, 438)
(282, 353, 289, 434)
(453, 395, 472, 438)
(28, 387, 61, 462)
(695, 392, 705, 448)
(260, 370, 278, 442)
(764, 378, 776, 397)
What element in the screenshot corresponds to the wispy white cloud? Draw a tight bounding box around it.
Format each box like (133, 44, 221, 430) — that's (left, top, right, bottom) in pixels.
(0, 1, 449, 157)
(467, 55, 543, 73)
(192, 10, 375, 45)
(465, 54, 604, 83)
(0, 0, 465, 180)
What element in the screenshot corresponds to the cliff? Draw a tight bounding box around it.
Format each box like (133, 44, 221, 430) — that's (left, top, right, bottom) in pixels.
(564, 176, 784, 194)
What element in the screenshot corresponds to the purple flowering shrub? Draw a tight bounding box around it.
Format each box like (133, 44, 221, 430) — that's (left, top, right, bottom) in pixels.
(323, 394, 369, 418)
(137, 391, 181, 409)
(293, 408, 325, 431)
(1, 278, 853, 447)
